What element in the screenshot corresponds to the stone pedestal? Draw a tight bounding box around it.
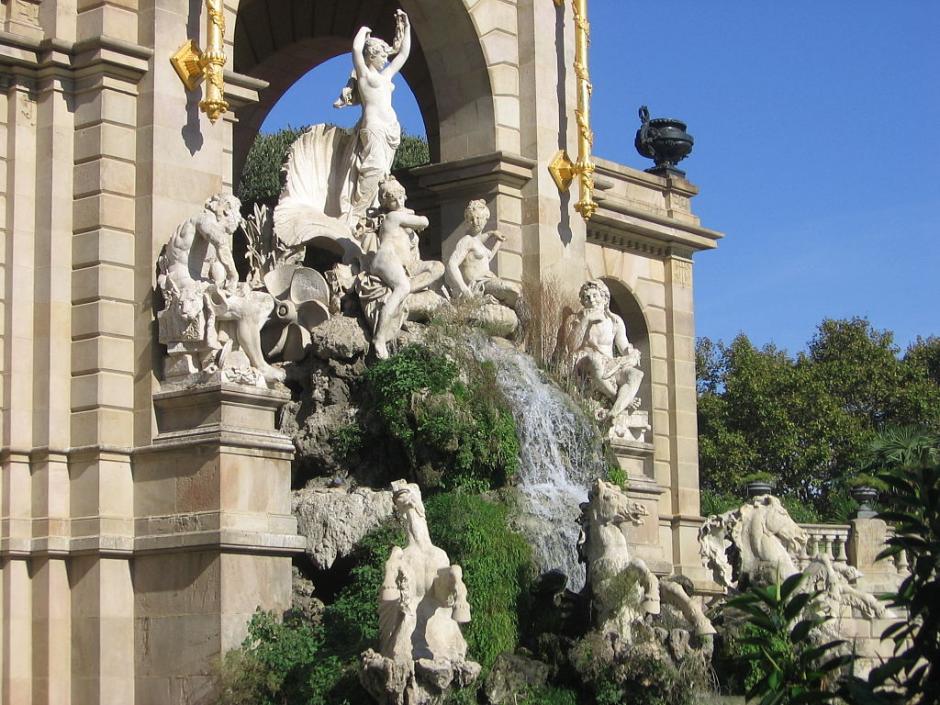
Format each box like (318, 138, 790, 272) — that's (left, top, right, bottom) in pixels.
(131, 381, 305, 704)
(848, 518, 900, 595)
(612, 439, 671, 575)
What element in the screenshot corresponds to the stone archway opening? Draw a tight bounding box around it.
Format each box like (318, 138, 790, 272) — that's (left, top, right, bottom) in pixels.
(603, 277, 654, 431)
(231, 0, 498, 181)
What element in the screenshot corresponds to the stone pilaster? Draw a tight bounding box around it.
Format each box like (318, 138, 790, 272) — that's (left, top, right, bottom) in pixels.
(517, 0, 587, 288)
(132, 381, 303, 704)
(664, 250, 708, 585)
(69, 5, 150, 701)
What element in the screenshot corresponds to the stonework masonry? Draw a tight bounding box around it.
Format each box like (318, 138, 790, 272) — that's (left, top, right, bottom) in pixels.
(2, 1, 723, 701)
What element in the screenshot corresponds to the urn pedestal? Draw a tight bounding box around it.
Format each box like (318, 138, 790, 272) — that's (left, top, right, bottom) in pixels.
(131, 381, 305, 703)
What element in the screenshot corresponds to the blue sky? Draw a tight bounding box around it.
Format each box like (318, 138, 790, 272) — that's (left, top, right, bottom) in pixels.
(261, 1, 939, 355)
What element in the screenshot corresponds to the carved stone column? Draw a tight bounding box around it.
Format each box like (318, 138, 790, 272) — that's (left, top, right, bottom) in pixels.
(132, 381, 304, 703)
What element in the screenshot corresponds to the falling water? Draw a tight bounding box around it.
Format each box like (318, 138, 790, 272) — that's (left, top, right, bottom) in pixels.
(471, 337, 608, 591)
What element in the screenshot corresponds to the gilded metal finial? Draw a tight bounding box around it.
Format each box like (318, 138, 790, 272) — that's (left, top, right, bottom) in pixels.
(170, 0, 229, 123)
(548, 0, 596, 221)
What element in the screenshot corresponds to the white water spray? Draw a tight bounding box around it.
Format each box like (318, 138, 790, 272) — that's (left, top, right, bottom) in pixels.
(471, 337, 608, 591)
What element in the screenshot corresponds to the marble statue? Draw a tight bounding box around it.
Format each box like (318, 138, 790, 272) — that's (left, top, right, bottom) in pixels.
(579, 479, 715, 645)
(361, 480, 480, 705)
(699, 495, 891, 620)
(563, 280, 648, 442)
(157, 194, 285, 386)
(273, 11, 410, 256)
(445, 199, 520, 309)
(357, 177, 446, 359)
(339, 10, 411, 222)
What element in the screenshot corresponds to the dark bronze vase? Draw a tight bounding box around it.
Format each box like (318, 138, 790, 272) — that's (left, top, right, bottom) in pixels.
(634, 105, 694, 177)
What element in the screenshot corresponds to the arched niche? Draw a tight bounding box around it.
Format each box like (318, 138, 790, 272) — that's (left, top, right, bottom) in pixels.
(231, 0, 497, 180)
(602, 277, 653, 430)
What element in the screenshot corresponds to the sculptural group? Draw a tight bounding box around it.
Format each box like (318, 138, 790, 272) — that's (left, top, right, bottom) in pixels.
(360, 481, 480, 705)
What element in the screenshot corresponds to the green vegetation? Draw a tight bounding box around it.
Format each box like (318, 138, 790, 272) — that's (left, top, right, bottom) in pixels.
(841, 428, 940, 704)
(236, 125, 429, 213)
(425, 492, 534, 672)
(697, 320, 940, 520)
(571, 630, 710, 705)
(214, 523, 403, 705)
(722, 574, 850, 705)
(365, 344, 520, 491)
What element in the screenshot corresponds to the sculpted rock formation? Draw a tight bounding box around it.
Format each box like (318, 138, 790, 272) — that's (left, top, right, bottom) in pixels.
(292, 485, 394, 570)
(361, 481, 480, 705)
(563, 280, 649, 442)
(699, 494, 891, 621)
(157, 193, 285, 386)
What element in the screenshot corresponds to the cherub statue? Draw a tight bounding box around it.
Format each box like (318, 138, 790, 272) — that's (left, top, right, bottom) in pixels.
(157, 194, 284, 385)
(357, 177, 445, 358)
(445, 199, 521, 311)
(563, 280, 644, 431)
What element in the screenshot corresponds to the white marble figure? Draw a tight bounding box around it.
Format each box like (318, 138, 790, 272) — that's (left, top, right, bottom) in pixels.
(445, 199, 521, 310)
(361, 481, 480, 705)
(338, 10, 410, 222)
(579, 479, 715, 643)
(358, 177, 445, 359)
(563, 280, 646, 440)
(699, 495, 891, 620)
(272, 12, 410, 256)
(157, 194, 285, 385)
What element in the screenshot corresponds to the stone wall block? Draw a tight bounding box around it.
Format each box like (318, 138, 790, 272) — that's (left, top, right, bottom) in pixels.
(71, 300, 135, 339)
(73, 193, 135, 233)
(70, 407, 133, 448)
(71, 263, 135, 304)
(77, 4, 138, 43)
(470, 0, 516, 37)
(73, 158, 136, 199)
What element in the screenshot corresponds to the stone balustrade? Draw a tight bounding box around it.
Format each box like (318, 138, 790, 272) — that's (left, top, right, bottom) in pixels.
(797, 518, 908, 594)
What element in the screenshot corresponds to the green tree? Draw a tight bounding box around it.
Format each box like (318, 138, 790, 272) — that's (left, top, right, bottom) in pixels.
(697, 318, 940, 519)
(236, 125, 430, 213)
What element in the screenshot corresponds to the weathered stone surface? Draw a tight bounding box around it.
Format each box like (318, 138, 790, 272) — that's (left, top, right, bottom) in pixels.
(292, 485, 394, 570)
(308, 315, 371, 360)
(484, 652, 550, 705)
(290, 567, 325, 624)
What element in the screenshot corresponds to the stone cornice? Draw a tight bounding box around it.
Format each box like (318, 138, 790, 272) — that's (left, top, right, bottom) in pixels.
(0, 32, 152, 84)
(588, 196, 723, 256)
(410, 151, 537, 195)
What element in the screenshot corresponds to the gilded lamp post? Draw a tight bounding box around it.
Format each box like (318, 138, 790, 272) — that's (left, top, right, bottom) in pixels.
(548, 0, 597, 221)
(170, 0, 229, 123)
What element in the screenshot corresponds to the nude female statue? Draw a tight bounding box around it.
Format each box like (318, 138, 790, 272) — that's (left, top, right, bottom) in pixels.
(445, 199, 521, 310)
(335, 10, 411, 221)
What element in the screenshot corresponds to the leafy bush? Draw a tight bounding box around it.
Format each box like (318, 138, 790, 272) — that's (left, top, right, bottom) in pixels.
(571, 630, 709, 705)
(214, 523, 404, 705)
(722, 573, 850, 705)
(841, 427, 940, 704)
(424, 492, 534, 672)
(365, 345, 520, 491)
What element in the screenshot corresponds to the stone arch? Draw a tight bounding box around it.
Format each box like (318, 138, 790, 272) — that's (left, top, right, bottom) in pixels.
(601, 276, 654, 430)
(231, 0, 499, 179)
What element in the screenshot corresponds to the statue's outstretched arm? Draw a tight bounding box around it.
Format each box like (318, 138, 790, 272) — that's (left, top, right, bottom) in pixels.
(385, 11, 411, 76)
(352, 26, 370, 77)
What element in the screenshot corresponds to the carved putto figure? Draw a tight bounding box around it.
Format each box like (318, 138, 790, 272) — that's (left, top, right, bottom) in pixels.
(361, 481, 480, 705)
(563, 280, 648, 441)
(157, 194, 285, 386)
(699, 495, 891, 621)
(579, 479, 715, 647)
(357, 177, 446, 359)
